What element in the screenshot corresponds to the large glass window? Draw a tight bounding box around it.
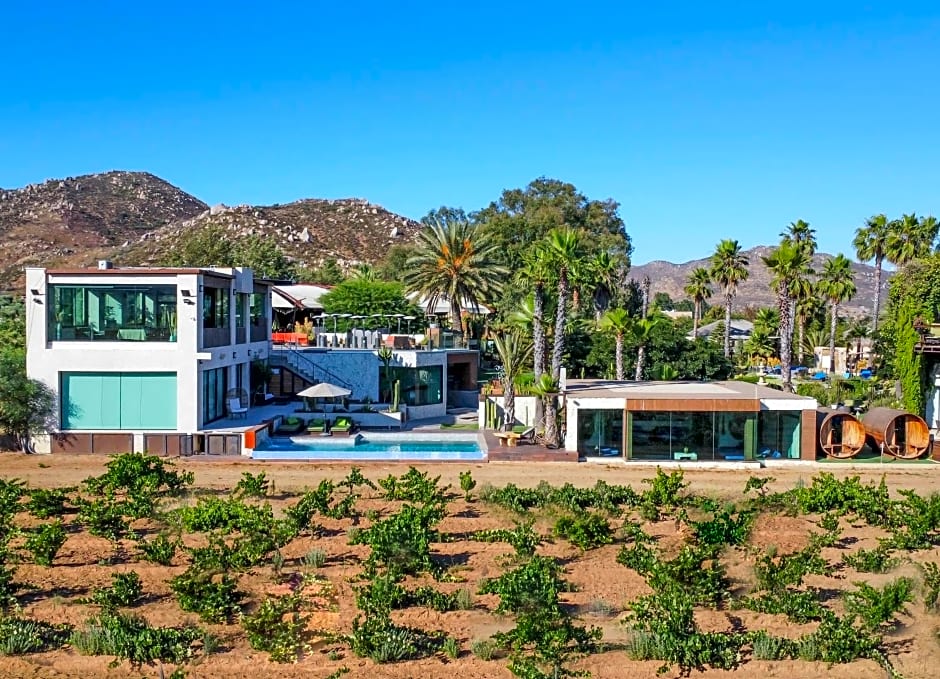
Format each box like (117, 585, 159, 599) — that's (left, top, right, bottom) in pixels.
(48, 284, 177, 342)
(577, 410, 624, 457)
(628, 410, 755, 461)
(202, 367, 228, 424)
(388, 366, 443, 406)
(202, 288, 230, 328)
(61, 372, 177, 430)
(758, 411, 801, 460)
(250, 292, 268, 342)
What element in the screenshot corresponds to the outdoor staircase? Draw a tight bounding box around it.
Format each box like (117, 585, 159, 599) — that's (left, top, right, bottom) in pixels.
(268, 346, 353, 395)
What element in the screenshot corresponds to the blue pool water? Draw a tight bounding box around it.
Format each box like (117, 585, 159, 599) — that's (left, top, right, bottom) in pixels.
(252, 433, 486, 461)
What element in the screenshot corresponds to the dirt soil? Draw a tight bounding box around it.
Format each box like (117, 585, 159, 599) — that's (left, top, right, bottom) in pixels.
(2, 454, 940, 679)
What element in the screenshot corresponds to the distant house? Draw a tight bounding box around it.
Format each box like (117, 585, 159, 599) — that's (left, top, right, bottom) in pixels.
(689, 319, 754, 346)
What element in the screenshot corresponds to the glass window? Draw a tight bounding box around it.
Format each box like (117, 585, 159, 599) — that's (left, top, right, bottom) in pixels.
(577, 410, 624, 457)
(628, 410, 755, 461)
(388, 366, 443, 406)
(202, 288, 230, 329)
(49, 284, 177, 342)
(630, 412, 675, 461)
(201, 367, 228, 424)
(758, 411, 802, 460)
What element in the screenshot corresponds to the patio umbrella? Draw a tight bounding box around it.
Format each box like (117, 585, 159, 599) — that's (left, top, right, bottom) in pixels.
(297, 383, 352, 399)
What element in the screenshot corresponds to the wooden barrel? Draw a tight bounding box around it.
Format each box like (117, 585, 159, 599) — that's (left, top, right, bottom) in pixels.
(816, 408, 866, 458)
(861, 407, 930, 459)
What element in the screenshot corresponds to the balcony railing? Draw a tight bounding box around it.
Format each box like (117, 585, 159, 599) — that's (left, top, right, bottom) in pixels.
(202, 327, 231, 348)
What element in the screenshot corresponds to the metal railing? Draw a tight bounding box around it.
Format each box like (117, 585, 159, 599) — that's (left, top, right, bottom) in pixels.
(270, 345, 353, 390)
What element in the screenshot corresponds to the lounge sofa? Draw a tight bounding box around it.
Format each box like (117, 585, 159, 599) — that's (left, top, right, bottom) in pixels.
(307, 418, 327, 434)
(331, 416, 354, 435)
(275, 416, 305, 435)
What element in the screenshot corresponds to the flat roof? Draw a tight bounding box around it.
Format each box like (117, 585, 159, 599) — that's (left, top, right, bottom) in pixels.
(565, 379, 814, 402)
(43, 267, 235, 280)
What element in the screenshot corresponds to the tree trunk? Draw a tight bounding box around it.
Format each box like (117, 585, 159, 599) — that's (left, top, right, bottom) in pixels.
(635, 344, 645, 381)
(872, 258, 883, 335)
(641, 276, 651, 317)
(797, 315, 805, 365)
(778, 285, 793, 393)
(503, 385, 515, 432)
(692, 300, 700, 339)
(551, 273, 569, 381)
(829, 302, 838, 374)
(615, 333, 624, 380)
(724, 294, 733, 357)
(450, 299, 462, 341)
(533, 284, 546, 380)
(543, 395, 558, 447)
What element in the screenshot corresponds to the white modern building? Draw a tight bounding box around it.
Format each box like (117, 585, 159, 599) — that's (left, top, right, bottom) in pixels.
(25, 264, 273, 453)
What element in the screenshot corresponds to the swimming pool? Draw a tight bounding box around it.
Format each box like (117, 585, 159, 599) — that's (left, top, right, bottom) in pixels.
(251, 432, 486, 461)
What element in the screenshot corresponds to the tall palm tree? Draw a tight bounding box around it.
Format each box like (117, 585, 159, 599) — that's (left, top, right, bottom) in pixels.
(762, 241, 812, 392)
(709, 240, 750, 357)
(684, 267, 712, 338)
(598, 309, 632, 380)
(852, 214, 889, 334)
(886, 213, 933, 269)
(404, 217, 508, 333)
(818, 254, 857, 374)
(793, 282, 820, 365)
(542, 228, 583, 381)
(589, 251, 620, 322)
(516, 249, 553, 380)
(752, 307, 780, 335)
(492, 331, 533, 432)
(632, 315, 664, 380)
(781, 219, 817, 256)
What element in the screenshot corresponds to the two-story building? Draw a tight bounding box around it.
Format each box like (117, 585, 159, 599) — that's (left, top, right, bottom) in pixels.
(25, 263, 272, 454)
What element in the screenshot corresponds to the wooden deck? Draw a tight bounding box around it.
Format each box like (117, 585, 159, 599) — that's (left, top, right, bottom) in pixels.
(483, 431, 579, 462)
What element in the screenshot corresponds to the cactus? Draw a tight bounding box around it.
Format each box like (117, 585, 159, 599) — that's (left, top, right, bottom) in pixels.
(390, 380, 400, 413)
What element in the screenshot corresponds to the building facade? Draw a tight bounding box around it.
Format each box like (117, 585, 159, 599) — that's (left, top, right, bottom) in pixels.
(25, 265, 272, 452)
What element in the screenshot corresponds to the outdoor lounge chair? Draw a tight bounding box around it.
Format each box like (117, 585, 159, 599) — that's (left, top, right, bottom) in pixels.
(227, 398, 248, 419)
(276, 417, 305, 435)
(306, 418, 327, 434)
(331, 416, 353, 435)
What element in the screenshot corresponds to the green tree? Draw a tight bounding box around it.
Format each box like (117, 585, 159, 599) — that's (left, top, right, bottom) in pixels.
(589, 251, 623, 321)
(236, 234, 294, 279)
(404, 217, 507, 333)
(683, 267, 712, 338)
(492, 331, 533, 432)
(598, 309, 632, 380)
(709, 240, 750, 357)
(742, 325, 775, 363)
(542, 228, 583, 383)
(818, 255, 858, 374)
(632, 315, 664, 380)
(853, 214, 890, 334)
(0, 296, 25, 353)
(886, 213, 936, 269)
(780, 219, 817, 255)
(515, 249, 554, 380)
(162, 223, 293, 279)
(375, 244, 418, 283)
(296, 258, 346, 285)
(319, 279, 419, 320)
(762, 240, 813, 391)
(0, 349, 55, 452)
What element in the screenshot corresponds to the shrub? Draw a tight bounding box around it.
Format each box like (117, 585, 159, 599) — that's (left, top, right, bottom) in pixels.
(83, 453, 193, 519)
(692, 510, 754, 547)
(302, 548, 327, 569)
(442, 636, 460, 659)
(841, 544, 900, 574)
(234, 472, 271, 498)
(24, 521, 67, 566)
(91, 572, 143, 611)
(552, 512, 613, 551)
(919, 562, 940, 611)
(377, 467, 450, 505)
(169, 568, 243, 623)
(26, 488, 69, 519)
(137, 533, 178, 566)
(0, 617, 72, 655)
(844, 578, 914, 630)
(470, 638, 497, 660)
(351, 503, 443, 578)
(753, 545, 828, 594)
(349, 614, 444, 663)
(459, 470, 476, 501)
(70, 612, 201, 667)
(474, 520, 542, 559)
(241, 593, 309, 663)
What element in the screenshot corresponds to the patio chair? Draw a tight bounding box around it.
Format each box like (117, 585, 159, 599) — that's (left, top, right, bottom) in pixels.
(227, 398, 248, 419)
(306, 418, 327, 434)
(331, 416, 353, 435)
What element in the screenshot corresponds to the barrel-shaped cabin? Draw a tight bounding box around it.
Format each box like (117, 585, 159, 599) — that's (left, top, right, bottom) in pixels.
(816, 408, 866, 458)
(861, 407, 930, 459)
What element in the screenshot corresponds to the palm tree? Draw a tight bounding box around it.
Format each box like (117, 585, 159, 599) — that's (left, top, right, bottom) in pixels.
(542, 228, 583, 382)
(404, 217, 508, 333)
(846, 318, 870, 369)
(793, 283, 821, 365)
(598, 309, 632, 380)
(781, 219, 817, 255)
(532, 373, 561, 448)
(818, 255, 857, 374)
(589, 252, 620, 322)
(492, 331, 533, 432)
(709, 240, 750, 357)
(752, 307, 780, 335)
(516, 248, 553, 380)
(762, 241, 813, 392)
(683, 267, 712, 338)
(632, 315, 663, 380)
(853, 214, 889, 334)
(886, 213, 934, 269)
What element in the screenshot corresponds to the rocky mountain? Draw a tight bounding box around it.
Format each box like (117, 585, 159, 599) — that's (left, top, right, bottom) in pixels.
(123, 198, 422, 271)
(0, 171, 207, 286)
(630, 246, 885, 317)
(0, 171, 422, 290)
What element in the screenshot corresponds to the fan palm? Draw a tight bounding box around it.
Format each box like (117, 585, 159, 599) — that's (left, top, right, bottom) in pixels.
(542, 228, 583, 381)
(781, 219, 817, 256)
(598, 309, 632, 380)
(709, 240, 750, 357)
(885, 213, 933, 269)
(631, 315, 664, 380)
(516, 247, 554, 380)
(492, 331, 534, 432)
(532, 374, 561, 448)
(404, 217, 507, 333)
(793, 282, 820, 365)
(818, 255, 857, 374)
(762, 241, 813, 392)
(683, 267, 712, 338)
(853, 214, 889, 333)
(589, 252, 621, 322)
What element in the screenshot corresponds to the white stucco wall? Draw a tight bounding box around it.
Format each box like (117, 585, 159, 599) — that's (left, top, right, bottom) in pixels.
(478, 395, 539, 429)
(564, 397, 626, 452)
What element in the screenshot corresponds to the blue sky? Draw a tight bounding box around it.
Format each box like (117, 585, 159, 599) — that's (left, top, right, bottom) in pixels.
(1, 1, 938, 264)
